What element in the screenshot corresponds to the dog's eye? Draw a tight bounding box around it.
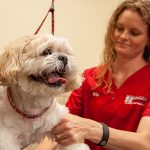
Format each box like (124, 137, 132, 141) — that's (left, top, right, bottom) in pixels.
(41, 48, 52, 56)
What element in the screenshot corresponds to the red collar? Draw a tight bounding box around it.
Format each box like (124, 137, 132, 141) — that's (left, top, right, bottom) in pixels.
(7, 87, 50, 119)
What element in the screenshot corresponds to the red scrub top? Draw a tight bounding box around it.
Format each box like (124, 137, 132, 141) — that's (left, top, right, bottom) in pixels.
(66, 65, 150, 150)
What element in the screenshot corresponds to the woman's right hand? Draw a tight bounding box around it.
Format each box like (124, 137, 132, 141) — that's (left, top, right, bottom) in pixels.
(52, 114, 103, 146)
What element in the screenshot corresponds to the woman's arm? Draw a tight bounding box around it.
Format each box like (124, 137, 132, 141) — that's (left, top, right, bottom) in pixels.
(52, 114, 150, 150)
(107, 117, 150, 150)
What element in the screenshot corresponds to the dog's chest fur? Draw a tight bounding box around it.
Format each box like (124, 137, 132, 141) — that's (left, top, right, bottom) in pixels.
(0, 86, 68, 148)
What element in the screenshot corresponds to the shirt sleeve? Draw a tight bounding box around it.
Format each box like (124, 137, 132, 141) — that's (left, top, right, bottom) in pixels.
(66, 86, 84, 116)
(66, 67, 97, 116)
(142, 100, 150, 117)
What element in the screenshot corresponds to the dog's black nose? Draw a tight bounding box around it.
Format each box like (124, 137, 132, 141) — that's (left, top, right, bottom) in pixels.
(58, 55, 68, 65)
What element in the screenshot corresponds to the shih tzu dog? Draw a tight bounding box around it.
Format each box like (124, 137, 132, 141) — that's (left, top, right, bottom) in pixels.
(0, 33, 90, 150)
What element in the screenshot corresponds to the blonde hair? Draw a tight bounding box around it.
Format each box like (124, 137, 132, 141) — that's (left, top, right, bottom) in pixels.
(96, 0, 150, 93)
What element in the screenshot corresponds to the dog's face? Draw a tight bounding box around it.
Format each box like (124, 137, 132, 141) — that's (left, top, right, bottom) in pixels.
(0, 33, 80, 96)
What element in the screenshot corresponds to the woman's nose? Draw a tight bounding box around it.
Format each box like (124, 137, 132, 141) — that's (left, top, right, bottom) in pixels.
(120, 30, 129, 39)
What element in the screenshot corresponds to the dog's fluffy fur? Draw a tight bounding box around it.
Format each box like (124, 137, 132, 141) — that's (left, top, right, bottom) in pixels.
(0, 33, 90, 150)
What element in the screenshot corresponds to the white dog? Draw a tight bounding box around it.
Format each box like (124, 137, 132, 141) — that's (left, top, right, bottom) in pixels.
(0, 33, 90, 150)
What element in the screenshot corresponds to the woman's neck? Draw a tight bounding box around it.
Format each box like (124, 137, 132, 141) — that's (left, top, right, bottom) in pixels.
(113, 56, 148, 74)
(112, 57, 148, 88)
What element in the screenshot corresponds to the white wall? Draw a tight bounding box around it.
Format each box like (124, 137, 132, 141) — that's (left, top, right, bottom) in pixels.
(0, 0, 121, 71)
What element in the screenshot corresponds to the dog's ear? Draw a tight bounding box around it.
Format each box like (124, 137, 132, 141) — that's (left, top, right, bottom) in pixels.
(0, 36, 32, 85)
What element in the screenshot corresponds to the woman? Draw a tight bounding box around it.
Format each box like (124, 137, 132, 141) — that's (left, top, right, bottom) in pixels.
(52, 0, 150, 150)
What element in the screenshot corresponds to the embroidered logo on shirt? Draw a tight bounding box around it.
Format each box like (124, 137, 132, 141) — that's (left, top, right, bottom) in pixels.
(125, 95, 148, 106)
(92, 92, 100, 97)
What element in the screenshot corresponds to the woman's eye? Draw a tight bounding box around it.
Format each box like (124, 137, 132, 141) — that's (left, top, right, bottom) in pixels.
(116, 26, 124, 32)
(41, 48, 52, 56)
(130, 30, 141, 36)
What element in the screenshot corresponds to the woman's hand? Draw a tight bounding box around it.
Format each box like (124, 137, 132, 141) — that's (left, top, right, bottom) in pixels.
(36, 137, 57, 150)
(25, 137, 57, 150)
(52, 114, 103, 146)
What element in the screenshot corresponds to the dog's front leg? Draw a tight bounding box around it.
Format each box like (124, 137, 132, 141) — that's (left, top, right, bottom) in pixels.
(0, 128, 21, 150)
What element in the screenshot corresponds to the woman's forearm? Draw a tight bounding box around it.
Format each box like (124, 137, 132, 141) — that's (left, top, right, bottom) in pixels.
(84, 119, 150, 150)
(106, 128, 149, 150)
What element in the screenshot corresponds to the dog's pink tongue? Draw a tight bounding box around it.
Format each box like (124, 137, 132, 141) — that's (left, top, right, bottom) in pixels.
(47, 73, 67, 84)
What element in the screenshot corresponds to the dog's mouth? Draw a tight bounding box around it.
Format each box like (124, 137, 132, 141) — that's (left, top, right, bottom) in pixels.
(29, 68, 67, 87)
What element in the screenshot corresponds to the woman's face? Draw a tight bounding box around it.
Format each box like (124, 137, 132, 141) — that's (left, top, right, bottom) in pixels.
(112, 9, 149, 59)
